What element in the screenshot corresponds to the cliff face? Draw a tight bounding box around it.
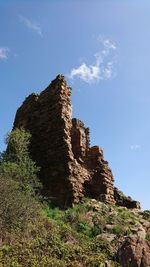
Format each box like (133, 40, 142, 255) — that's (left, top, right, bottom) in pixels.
(13, 75, 140, 209)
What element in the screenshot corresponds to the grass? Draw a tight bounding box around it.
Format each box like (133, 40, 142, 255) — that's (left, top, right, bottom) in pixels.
(1, 198, 149, 266)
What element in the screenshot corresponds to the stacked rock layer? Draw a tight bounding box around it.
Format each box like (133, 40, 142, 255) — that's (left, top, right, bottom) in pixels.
(13, 75, 140, 209)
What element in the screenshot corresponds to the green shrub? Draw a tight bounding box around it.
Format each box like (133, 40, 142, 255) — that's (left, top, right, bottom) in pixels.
(90, 238, 114, 258)
(146, 234, 150, 242)
(90, 224, 103, 237)
(0, 175, 41, 239)
(142, 210, 150, 221)
(0, 129, 41, 241)
(112, 225, 123, 235)
(44, 206, 64, 221)
(0, 128, 40, 193)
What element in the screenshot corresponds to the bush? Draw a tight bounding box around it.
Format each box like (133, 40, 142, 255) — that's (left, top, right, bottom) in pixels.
(0, 175, 41, 241)
(90, 224, 103, 237)
(146, 234, 150, 242)
(90, 238, 114, 259)
(142, 210, 150, 220)
(112, 225, 123, 235)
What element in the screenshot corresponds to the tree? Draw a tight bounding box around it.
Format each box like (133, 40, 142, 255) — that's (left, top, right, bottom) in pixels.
(0, 129, 41, 240)
(0, 128, 40, 193)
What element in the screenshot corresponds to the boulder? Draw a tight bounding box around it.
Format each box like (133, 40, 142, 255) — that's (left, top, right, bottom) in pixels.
(117, 236, 150, 267)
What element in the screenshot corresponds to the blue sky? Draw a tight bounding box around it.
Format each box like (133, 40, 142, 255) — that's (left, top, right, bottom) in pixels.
(0, 0, 150, 210)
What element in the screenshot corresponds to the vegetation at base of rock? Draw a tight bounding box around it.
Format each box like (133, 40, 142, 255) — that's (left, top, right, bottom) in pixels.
(0, 129, 149, 266)
(0, 128, 40, 192)
(1, 197, 150, 267)
(0, 129, 41, 242)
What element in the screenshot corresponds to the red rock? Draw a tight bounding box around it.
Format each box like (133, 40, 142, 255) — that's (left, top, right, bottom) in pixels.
(13, 75, 140, 209)
(117, 236, 150, 267)
(114, 187, 141, 209)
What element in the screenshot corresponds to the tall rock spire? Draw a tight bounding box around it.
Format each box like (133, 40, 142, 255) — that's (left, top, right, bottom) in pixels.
(13, 75, 140, 209)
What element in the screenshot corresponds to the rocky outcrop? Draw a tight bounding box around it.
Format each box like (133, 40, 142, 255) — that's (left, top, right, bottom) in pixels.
(114, 187, 141, 209)
(13, 74, 139, 208)
(85, 146, 115, 203)
(117, 236, 150, 267)
(71, 118, 90, 163)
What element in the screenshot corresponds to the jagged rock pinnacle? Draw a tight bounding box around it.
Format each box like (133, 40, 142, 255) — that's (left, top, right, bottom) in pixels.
(13, 75, 140, 209)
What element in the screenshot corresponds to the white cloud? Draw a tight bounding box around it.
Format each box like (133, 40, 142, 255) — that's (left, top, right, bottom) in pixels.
(18, 15, 43, 37)
(0, 47, 10, 60)
(69, 63, 100, 83)
(130, 144, 141, 150)
(103, 39, 116, 50)
(68, 38, 116, 83)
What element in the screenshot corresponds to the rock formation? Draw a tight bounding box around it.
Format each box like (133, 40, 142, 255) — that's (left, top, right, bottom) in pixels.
(13, 75, 140, 209)
(117, 236, 150, 267)
(114, 187, 141, 209)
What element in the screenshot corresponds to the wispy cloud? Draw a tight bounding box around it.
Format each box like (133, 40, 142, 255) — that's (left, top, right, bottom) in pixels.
(68, 38, 117, 83)
(18, 15, 43, 37)
(0, 47, 10, 60)
(130, 144, 141, 151)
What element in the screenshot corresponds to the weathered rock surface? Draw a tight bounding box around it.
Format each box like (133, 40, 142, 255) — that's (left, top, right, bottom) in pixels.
(117, 236, 150, 267)
(114, 187, 141, 209)
(13, 74, 140, 208)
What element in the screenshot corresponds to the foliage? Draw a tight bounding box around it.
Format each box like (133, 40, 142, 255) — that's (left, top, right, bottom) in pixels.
(142, 210, 150, 221)
(112, 225, 123, 235)
(3, 194, 149, 266)
(0, 129, 41, 243)
(146, 234, 150, 242)
(0, 128, 40, 192)
(0, 129, 149, 266)
(0, 175, 40, 239)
